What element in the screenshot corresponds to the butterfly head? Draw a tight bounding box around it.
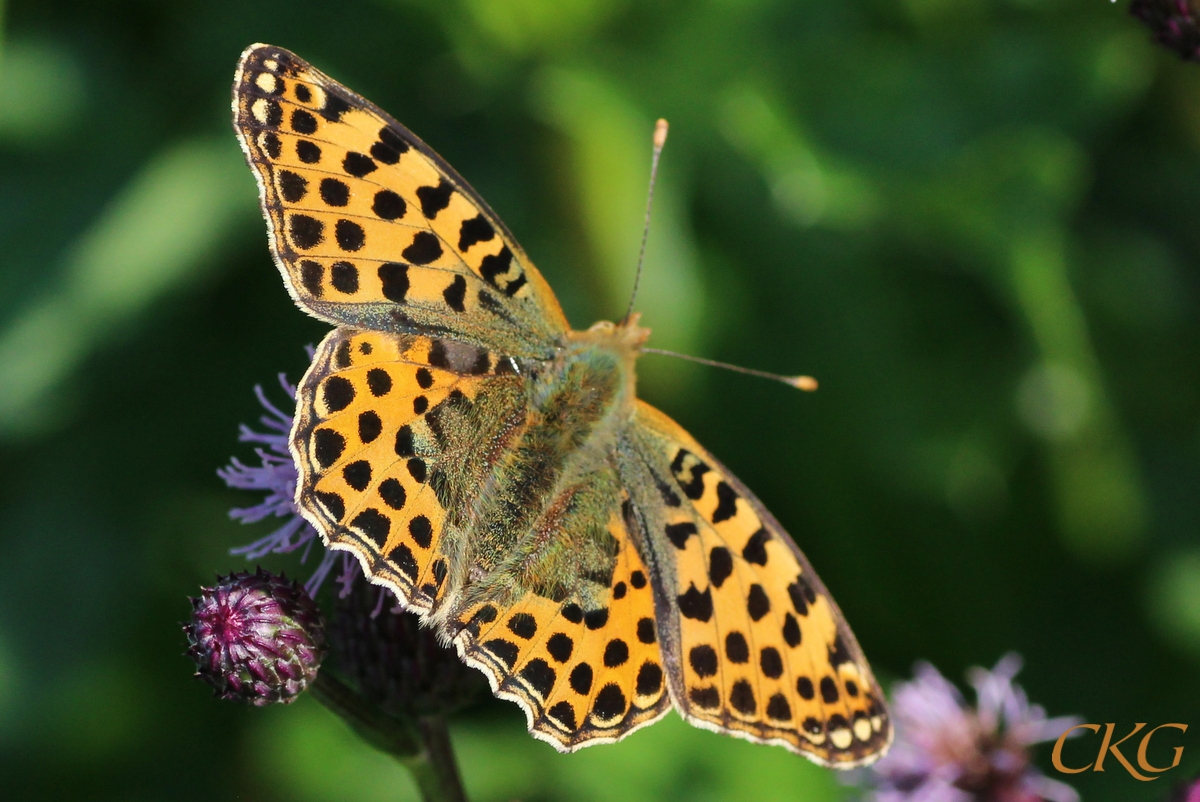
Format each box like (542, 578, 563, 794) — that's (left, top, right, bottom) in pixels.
(582, 313, 652, 357)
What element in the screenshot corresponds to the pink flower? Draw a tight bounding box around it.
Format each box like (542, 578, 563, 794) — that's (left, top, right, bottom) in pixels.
(861, 654, 1081, 802)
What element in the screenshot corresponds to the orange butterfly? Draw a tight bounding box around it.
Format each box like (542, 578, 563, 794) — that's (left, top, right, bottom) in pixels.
(232, 44, 891, 766)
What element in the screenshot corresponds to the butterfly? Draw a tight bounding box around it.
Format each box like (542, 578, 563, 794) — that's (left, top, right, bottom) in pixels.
(232, 43, 891, 767)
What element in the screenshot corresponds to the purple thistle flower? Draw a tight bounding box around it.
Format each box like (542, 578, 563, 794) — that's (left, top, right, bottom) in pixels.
(1130, 0, 1200, 61)
(185, 569, 326, 705)
(218, 370, 358, 598)
(860, 654, 1081, 802)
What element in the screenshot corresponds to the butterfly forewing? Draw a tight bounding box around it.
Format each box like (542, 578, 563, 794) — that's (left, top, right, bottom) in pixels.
(233, 44, 568, 359)
(629, 401, 892, 767)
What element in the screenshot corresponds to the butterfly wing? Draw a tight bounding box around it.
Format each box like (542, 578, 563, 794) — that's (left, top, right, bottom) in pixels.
(291, 327, 528, 615)
(233, 44, 568, 359)
(625, 401, 892, 767)
(443, 474, 672, 752)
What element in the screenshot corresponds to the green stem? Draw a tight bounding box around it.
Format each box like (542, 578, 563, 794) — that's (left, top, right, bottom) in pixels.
(400, 717, 468, 802)
(310, 673, 468, 802)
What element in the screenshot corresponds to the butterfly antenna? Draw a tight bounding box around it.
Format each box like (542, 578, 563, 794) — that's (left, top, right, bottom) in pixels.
(622, 119, 669, 326)
(641, 347, 819, 392)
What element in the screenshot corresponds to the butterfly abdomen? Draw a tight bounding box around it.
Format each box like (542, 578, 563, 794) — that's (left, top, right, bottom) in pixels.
(460, 343, 633, 603)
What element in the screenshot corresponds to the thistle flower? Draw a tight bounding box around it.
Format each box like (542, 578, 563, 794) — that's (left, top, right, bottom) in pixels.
(859, 654, 1081, 802)
(185, 568, 326, 705)
(1130, 0, 1200, 61)
(218, 371, 357, 598)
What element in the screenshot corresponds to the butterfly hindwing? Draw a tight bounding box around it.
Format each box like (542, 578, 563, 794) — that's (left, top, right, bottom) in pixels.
(292, 327, 525, 614)
(445, 483, 672, 751)
(628, 401, 891, 767)
(233, 44, 568, 359)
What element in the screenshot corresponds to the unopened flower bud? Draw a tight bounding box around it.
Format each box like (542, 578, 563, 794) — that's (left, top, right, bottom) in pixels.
(185, 568, 326, 706)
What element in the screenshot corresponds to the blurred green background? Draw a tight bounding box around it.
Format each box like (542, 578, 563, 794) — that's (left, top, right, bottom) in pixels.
(0, 0, 1198, 799)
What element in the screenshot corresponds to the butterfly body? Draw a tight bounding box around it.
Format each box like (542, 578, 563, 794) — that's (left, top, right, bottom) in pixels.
(234, 43, 891, 766)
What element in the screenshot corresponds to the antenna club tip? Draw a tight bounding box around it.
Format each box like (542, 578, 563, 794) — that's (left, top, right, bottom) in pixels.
(789, 375, 819, 392)
(654, 119, 669, 148)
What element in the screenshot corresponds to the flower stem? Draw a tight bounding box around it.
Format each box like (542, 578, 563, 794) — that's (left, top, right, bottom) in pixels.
(402, 717, 468, 802)
(311, 672, 468, 802)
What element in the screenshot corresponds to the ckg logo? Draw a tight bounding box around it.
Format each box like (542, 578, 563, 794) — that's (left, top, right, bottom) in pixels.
(1052, 723, 1188, 781)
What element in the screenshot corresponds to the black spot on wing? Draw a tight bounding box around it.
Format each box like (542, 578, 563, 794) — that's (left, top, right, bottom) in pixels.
(708, 547, 733, 587)
(742, 528, 770, 565)
(507, 613, 538, 639)
(289, 215, 324, 249)
(373, 190, 406, 220)
(335, 220, 365, 252)
(416, 179, 454, 219)
(278, 170, 307, 202)
(320, 89, 352, 121)
(520, 659, 556, 698)
(296, 140, 321, 163)
(690, 686, 720, 709)
(767, 693, 792, 721)
(569, 663, 592, 695)
(725, 632, 749, 663)
(378, 263, 409, 302)
(546, 633, 573, 663)
(828, 635, 853, 667)
(665, 522, 697, 549)
(591, 684, 626, 721)
(409, 516, 433, 548)
(313, 428, 345, 467)
(747, 584, 771, 621)
(315, 491, 345, 521)
(711, 481, 739, 523)
(299, 260, 322, 297)
(291, 108, 317, 134)
(350, 508, 389, 548)
(730, 680, 756, 715)
(343, 152, 376, 177)
(689, 645, 717, 678)
(788, 576, 817, 616)
(479, 246, 513, 286)
(548, 701, 577, 730)
(483, 638, 519, 669)
(330, 261, 358, 293)
(358, 411, 382, 443)
(678, 584, 713, 622)
(583, 608, 609, 630)
(342, 460, 371, 491)
(636, 662, 663, 697)
(403, 231, 442, 265)
(320, 178, 350, 207)
(389, 542, 418, 578)
(442, 276, 468, 312)
(458, 214, 494, 251)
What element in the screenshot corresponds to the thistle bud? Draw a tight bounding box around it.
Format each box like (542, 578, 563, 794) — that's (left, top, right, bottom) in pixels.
(185, 568, 326, 706)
